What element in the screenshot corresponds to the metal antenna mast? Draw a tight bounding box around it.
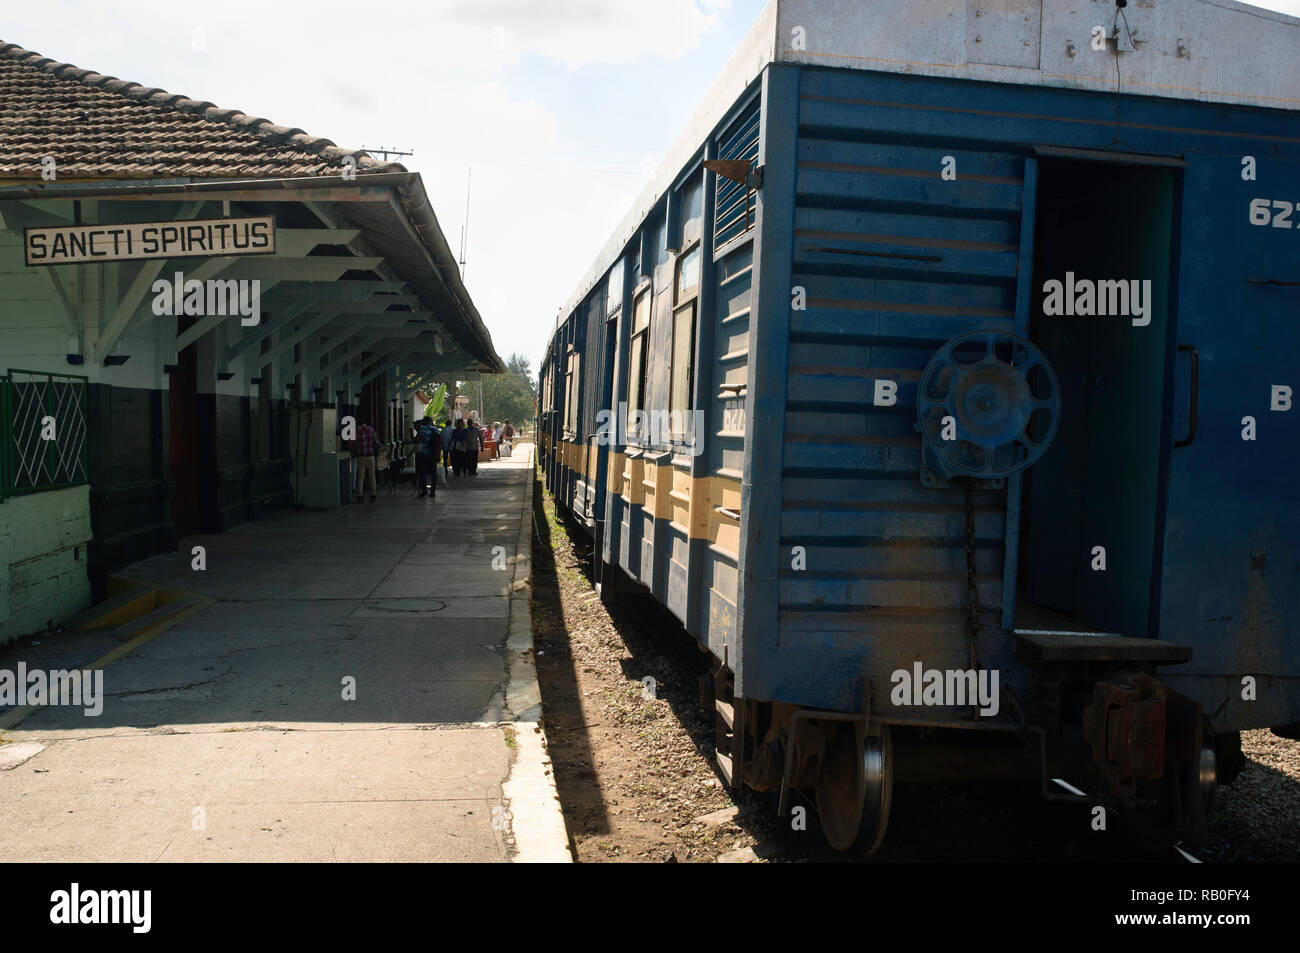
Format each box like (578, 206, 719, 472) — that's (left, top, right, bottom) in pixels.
(360, 145, 415, 161)
(458, 167, 472, 280)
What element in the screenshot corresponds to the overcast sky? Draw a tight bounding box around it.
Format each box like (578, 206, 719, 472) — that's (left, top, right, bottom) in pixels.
(3, 0, 1297, 377)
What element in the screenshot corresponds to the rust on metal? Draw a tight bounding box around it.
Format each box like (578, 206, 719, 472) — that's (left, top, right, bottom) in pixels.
(703, 158, 752, 186)
(1082, 675, 1168, 794)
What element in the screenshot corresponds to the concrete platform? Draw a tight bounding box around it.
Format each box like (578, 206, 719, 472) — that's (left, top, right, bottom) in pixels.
(0, 445, 570, 863)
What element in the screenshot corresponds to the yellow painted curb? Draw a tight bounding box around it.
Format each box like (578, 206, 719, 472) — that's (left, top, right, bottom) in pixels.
(0, 584, 212, 735)
(78, 589, 158, 630)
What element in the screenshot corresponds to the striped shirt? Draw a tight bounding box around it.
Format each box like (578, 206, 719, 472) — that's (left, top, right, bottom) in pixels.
(354, 423, 379, 457)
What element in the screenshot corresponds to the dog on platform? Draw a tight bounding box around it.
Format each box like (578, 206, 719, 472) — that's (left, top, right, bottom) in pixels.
(379, 443, 410, 495)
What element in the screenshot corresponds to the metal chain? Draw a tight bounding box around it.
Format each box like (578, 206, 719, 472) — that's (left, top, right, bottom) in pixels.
(963, 477, 980, 672)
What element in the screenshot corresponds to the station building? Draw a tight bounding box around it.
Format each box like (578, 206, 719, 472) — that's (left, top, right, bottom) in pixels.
(0, 41, 502, 640)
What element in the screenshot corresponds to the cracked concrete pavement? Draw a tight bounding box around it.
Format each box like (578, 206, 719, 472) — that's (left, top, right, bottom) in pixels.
(0, 446, 570, 862)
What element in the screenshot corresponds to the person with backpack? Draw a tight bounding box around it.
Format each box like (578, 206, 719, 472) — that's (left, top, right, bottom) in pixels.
(502, 419, 515, 458)
(413, 416, 442, 498)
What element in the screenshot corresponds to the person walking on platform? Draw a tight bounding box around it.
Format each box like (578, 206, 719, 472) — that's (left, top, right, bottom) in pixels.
(352, 418, 380, 503)
(441, 419, 454, 476)
(449, 419, 469, 476)
(465, 419, 482, 477)
(413, 417, 441, 498)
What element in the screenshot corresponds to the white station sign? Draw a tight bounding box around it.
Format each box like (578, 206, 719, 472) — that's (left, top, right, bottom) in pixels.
(24, 216, 275, 266)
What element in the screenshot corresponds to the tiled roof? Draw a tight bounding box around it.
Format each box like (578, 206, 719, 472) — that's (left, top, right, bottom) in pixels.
(0, 41, 404, 180)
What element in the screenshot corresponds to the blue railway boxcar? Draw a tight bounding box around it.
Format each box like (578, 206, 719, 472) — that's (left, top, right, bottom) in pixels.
(539, 0, 1300, 852)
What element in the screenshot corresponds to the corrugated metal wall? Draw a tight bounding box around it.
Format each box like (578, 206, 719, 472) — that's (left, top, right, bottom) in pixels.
(773, 67, 1027, 707)
(749, 62, 1300, 721)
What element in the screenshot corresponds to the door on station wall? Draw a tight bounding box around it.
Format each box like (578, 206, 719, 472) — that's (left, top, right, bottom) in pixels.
(168, 322, 199, 537)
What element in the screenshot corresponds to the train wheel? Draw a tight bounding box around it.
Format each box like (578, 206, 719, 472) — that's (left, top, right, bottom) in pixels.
(1126, 743, 1217, 850)
(1180, 743, 1217, 849)
(815, 723, 893, 854)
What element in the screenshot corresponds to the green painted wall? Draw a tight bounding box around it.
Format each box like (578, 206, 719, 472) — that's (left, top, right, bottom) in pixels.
(0, 485, 92, 642)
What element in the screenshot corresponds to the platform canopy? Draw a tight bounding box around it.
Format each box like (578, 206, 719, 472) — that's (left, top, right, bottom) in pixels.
(0, 40, 504, 392)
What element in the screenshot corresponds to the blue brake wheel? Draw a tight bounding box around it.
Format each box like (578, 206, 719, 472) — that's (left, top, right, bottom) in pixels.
(917, 330, 1060, 479)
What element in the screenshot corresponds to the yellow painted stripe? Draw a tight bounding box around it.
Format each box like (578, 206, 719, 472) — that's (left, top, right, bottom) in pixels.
(550, 440, 742, 555)
(0, 589, 212, 734)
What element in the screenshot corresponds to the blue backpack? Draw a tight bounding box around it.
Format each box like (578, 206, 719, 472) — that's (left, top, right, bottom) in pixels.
(415, 420, 437, 454)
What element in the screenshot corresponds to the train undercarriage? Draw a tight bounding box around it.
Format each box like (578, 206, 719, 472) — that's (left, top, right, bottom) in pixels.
(704, 658, 1242, 854)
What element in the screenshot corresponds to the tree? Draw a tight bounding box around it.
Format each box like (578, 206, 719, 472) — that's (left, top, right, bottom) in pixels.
(476, 352, 536, 428)
(506, 352, 536, 392)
